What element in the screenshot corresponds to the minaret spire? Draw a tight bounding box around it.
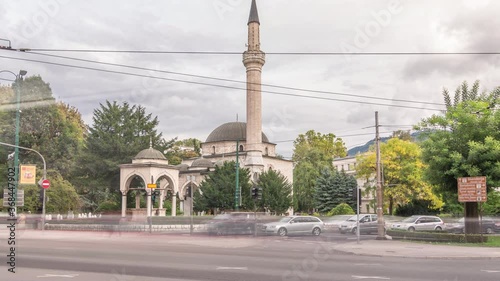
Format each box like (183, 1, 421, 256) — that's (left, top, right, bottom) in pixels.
(248, 0, 260, 24)
(243, 0, 265, 173)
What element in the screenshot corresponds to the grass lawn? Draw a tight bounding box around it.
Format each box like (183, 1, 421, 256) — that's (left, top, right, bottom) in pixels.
(423, 235, 500, 247)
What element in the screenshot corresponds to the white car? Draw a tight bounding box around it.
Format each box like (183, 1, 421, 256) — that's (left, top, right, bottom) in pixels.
(391, 215, 445, 232)
(261, 216, 324, 236)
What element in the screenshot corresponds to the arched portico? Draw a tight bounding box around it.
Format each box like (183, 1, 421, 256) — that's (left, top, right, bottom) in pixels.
(119, 146, 180, 218)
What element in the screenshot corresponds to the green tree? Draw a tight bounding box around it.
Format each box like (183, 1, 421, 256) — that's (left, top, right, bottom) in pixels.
(73, 100, 175, 211)
(315, 168, 357, 213)
(356, 137, 442, 215)
(292, 130, 347, 213)
(327, 203, 355, 216)
(256, 168, 292, 215)
(193, 161, 252, 213)
(165, 138, 202, 165)
(417, 81, 500, 233)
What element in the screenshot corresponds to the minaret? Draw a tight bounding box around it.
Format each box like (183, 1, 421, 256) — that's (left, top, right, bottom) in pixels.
(243, 0, 266, 173)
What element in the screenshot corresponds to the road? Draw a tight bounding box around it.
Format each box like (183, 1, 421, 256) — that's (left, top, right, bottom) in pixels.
(1, 230, 499, 281)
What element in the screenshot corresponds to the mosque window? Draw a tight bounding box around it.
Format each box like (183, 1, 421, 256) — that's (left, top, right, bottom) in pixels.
(212, 146, 216, 154)
(239, 145, 244, 152)
(265, 147, 268, 155)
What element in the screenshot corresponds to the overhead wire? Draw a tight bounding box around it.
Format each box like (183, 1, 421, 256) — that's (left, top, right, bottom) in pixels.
(19, 51, 445, 106)
(0, 54, 445, 111)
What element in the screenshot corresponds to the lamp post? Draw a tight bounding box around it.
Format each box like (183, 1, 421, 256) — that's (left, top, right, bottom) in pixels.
(0, 70, 27, 216)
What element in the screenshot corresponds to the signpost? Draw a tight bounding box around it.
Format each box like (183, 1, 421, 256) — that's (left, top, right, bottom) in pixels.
(41, 179, 50, 189)
(458, 176, 487, 238)
(458, 176, 487, 202)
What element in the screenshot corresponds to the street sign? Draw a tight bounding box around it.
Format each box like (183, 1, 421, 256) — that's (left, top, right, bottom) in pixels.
(147, 183, 157, 189)
(458, 176, 487, 202)
(41, 179, 50, 189)
(2, 189, 24, 207)
(19, 165, 36, 185)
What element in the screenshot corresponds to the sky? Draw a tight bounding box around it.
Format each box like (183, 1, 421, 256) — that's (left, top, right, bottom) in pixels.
(1, 0, 499, 159)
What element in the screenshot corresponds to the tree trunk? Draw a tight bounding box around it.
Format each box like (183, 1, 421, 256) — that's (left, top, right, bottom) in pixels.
(388, 197, 393, 215)
(464, 202, 480, 234)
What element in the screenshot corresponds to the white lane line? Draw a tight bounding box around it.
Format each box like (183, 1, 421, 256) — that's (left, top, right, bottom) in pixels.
(352, 275, 390, 280)
(216, 267, 248, 270)
(37, 274, 79, 278)
(481, 269, 500, 273)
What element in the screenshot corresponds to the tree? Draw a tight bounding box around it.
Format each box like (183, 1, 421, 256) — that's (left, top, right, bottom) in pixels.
(327, 203, 355, 216)
(292, 130, 347, 213)
(256, 168, 292, 215)
(314, 168, 357, 213)
(193, 161, 252, 213)
(356, 137, 442, 215)
(165, 138, 202, 165)
(417, 81, 500, 233)
(73, 100, 175, 211)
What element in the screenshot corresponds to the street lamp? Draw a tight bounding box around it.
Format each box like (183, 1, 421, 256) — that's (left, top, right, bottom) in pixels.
(0, 69, 27, 216)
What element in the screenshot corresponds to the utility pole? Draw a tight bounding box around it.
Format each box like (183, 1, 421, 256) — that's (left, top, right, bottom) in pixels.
(375, 111, 386, 240)
(235, 139, 240, 211)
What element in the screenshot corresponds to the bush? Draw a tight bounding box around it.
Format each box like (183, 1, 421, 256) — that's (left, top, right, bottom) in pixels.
(327, 203, 355, 216)
(96, 201, 120, 212)
(395, 199, 439, 217)
(387, 229, 488, 243)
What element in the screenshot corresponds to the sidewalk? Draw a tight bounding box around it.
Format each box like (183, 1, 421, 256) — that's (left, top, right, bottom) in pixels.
(332, 239, 500, 259)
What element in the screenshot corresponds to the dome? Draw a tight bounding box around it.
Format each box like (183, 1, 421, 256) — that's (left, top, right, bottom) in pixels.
(134, 147, 167, 160)
(205, 122, 269, 143)
(191, 158, 214, 168)
(175, 164, 189, 171)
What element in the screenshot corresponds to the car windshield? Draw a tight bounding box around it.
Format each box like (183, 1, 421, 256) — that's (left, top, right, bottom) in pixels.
(402, 216, 419, 223)
(346, 215, 359, 222)
(279, 217, 293, 223)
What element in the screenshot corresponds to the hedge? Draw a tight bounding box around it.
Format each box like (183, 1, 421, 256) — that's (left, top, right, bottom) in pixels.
(387, 229, 488, 243)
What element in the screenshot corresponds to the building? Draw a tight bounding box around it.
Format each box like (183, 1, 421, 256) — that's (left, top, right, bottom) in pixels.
(119, 0, 293, 217)
(333, 155, 375, 213)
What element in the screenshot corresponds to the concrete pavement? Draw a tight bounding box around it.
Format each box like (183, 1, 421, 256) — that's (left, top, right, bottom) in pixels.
(332, 239, 500, 259)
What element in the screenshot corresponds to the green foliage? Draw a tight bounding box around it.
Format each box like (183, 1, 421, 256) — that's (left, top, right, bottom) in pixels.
(194, 161, 252, 213)
(17, 185, 42, 214)
(327, 203, 355, 216)
(292, 130, 347, 213)
(394, 199, 440, 217)
(96, 200, 120, 213)
(483, 191, 500, 215)
(73, 100, 175, 211)
(256, 168, 292, 215)
(43, 171, 81, 214)
(356, 137, 443, 214)
(315, 168, 356, 213)
(165, 138, 202, 165)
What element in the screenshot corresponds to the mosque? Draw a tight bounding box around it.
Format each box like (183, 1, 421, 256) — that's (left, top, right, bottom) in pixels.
(119, 0, 293, 217)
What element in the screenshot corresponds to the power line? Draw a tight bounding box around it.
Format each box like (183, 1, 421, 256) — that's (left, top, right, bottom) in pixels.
(0, 54, 445, 111)
(20, 51, 445, 106)
(20, 49, 500, 56)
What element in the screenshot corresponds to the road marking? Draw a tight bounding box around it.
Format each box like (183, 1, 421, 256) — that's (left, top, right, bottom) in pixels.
(37, 274, 79, 278)
(481, 270, 500, 273)
(352, 275, 390, 280)
(216, 267, 248, 270)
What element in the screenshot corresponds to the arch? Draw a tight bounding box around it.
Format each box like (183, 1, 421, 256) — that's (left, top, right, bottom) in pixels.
(212, 146, 216, 154)
(265, 147, 268, 155)
(239, 145, 244, 152)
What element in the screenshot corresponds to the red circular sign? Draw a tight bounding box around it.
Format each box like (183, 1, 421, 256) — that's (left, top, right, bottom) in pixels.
(41, 179, 50, 189)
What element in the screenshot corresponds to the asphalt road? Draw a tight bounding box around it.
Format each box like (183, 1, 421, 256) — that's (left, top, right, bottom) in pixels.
(1, 231, 499, 281)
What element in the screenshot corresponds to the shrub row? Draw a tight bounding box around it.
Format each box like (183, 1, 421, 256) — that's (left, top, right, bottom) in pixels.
(387, 229, 488, 243)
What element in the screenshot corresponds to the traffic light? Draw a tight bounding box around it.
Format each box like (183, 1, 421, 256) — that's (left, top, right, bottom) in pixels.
(257, 186, 262, 201)
(251, 186, 258, 199)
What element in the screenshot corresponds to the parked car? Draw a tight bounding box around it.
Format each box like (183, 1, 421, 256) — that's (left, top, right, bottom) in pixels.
(447, 217, 498, 234)
(339, 214, 380, 234)
(261, 216, 324, 236)
(206, 212, 256, 235)
(322, 215, 352, 232)
(391, 215, 445, 232)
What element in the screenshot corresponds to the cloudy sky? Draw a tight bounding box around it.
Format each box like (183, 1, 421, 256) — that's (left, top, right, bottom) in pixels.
(1, 0, 499, 159)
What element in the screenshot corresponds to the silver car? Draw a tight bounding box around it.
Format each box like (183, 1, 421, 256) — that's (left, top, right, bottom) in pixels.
(391, 215, 445, 232)
(262, 216, 324, 236)
(339, 214, 379, 234)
